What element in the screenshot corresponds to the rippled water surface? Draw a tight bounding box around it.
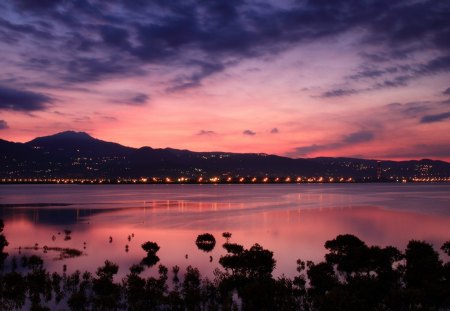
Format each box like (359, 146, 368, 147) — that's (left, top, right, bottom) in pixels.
(1, 184, 449, 278)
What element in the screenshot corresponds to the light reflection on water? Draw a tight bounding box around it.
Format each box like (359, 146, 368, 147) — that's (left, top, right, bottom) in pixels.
(0, 183, 449, 279)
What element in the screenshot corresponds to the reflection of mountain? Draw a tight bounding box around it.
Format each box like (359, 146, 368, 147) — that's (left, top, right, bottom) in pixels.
(1, 131, 450, 179)
(0, 206, 120, 226)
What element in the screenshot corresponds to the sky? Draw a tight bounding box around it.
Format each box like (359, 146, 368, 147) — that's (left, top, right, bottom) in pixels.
(0, 0, 449, 161)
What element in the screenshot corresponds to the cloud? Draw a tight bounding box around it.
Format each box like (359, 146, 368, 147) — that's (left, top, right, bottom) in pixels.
(373, 75, 410, 89)
(166, 61, 226, 92)
(443, 87, 450, 95)
(63, 57, 143, 83)
(342, 131, 375, 144)
(0, 120, 9, 129)
(197, 130, 216, 136)
(418, 55, 450, 76)
(1, 0, 449, 94)
(129, 93, 149, 105)
(386, 101, 430, 117)
(291, 130, 375, 157)
(293, 144, 327, 157)
(270, 128, 279, 134)
(420, 111, 450, 123)
(101, 116, 117, 121)
(111, 93, 150, 106)
(99, 25, 130, 48)
(15, 0, 60, 11)
(0, 85, 52, 111)
(382, 144, 450, 159)
(243, 130, 256, 136)
(321, 89, 358, 98)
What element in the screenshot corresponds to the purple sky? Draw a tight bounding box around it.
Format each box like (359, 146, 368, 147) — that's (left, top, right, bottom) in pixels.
(0, 0, 449, 160)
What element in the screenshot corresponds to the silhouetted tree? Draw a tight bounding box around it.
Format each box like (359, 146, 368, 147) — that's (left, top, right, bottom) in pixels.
(0, 271, 27, 310)
(143, 265, 169, 309)
(182, 266, 202, 310)
(222, 242, 244, 255)
(403, 240, 447, 309)
(0, 219, 8, 269)
(166, 265, 183, 310)
(123, 264, 148, 310)
(442, 240, 450, 256)
(324, 234, 370, 277)
(222, 232, 232, 243)
(25, 255, 53, 310)
(141, 242, 160, 254)
(92, 260, 121, 310)
(66, 270, 93, 311)
(141, 242, 160, 267)
(0, 219, 449, 311)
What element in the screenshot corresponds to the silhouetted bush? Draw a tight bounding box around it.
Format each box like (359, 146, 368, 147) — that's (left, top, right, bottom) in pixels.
(222, 232, 232, 241)
(442, 240, 450, 256)
(222, 242, 244, 254)
(0, 220, 8, 269)
(1, 219, 449, 310)
(141, 241, 161, 268)
(141, 241, 160, 255)
(195, 233, 216, 252)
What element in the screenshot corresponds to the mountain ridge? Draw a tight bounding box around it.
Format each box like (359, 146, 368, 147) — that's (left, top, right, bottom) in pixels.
(1, 131, 449, 180)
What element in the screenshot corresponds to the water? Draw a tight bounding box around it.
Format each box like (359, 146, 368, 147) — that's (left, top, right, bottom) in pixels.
(1, 183, 449, 279)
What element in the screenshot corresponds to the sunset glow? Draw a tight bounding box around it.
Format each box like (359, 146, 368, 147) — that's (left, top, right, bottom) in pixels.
(0, 1, 449, 160)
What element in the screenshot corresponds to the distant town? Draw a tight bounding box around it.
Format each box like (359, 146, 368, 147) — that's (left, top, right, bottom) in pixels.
(1, 131, 449, 183)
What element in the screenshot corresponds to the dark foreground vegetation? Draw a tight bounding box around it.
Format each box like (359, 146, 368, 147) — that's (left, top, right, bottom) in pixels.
(1, 220, 449, 310)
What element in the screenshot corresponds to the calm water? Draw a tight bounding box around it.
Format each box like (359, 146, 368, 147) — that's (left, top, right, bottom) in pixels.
(1, 184, 449, 279)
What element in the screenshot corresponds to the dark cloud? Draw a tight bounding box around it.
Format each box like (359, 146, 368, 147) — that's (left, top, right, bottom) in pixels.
(166, 61, 226, 92)
(99, 25, 130, 48)
(270, 128, 279, 134)
(292, 144, 326, 157)
(382, 144, 450, 159)
(420, 111, 450, 123)
(15, 0, 60, 11)
(417, 55, 450, 76)
(444, 88, 450, 95)
(112, 93, 150, 106)
(321, 89, 358, 98)
(63, 57, 143, 83)
(1, 0, 449, 92)
(386, 101, 430, 117)
(100, 115, 117, 121)
(243, 130, 256, 136)
(0, 85, 51, 111)
(373, 76, 410, 89)
(0, 120, 8, 129)
(197, 130, 216, 136)
(0, 17, 52, 40)
(291, 130, 375, 157)
(332, 54, 450, 96)
(342, 131, 374, 144)
(129, 93, 149, 105)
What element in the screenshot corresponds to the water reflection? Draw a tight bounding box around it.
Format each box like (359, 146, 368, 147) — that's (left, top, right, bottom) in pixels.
(0, 184, 449, 279)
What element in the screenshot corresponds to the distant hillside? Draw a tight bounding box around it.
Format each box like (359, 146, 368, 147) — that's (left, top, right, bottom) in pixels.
(1, 131, 450, 180)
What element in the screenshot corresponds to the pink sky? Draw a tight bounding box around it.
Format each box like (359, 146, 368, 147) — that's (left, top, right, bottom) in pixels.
(0, 1, 449, 161)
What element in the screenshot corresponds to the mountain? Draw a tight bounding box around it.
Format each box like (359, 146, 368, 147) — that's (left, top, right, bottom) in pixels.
(27, 131, 134, 157)
(1, 132, 450, 180)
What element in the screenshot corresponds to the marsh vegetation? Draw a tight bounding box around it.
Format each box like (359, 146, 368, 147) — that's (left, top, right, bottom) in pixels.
(1, 220, 449, 310)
